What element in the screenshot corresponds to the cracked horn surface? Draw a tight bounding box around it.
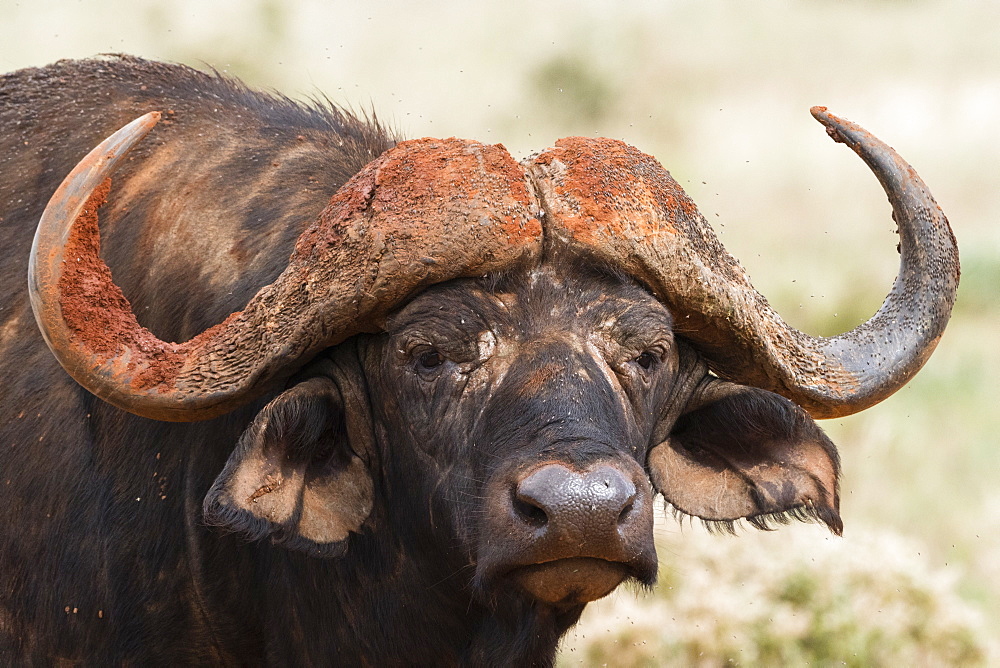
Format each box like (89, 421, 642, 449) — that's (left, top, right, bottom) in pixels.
(30, 119, 543, 422)
(525, 109, 958, 419)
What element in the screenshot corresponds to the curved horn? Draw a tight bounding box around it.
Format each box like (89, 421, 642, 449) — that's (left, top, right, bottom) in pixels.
(31, 118, 542, 422)
(527, 108, 959, 418)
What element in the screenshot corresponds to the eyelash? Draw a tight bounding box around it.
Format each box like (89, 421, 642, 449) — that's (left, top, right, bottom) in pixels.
(406, 339, 664, 377)
(417, 349, 445, 370)
(634, 351, 658, 370)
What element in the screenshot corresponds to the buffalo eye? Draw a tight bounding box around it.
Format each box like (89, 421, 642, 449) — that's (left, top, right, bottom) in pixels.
(634, 351, 658, 370)
(417, 349, 445, 370)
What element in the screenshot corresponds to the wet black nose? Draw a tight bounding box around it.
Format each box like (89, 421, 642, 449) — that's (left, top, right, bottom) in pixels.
(478, 459, 657, 603)
(513, 464, 638, 536)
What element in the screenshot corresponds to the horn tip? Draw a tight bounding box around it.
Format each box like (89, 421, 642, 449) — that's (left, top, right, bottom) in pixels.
(809, 105, 829, 118)
(809, 106, 853, 146)
(135, 110, 162, 132)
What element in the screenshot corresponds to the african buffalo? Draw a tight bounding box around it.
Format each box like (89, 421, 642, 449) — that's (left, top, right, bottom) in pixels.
(0, 56, 958, 665)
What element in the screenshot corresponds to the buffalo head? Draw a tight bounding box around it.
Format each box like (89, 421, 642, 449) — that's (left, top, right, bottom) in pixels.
(27, 108, 958, 611)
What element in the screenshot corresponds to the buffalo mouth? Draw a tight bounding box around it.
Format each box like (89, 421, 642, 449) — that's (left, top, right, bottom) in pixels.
(477, 459, 659, 606)
(507, 557, 642, 606)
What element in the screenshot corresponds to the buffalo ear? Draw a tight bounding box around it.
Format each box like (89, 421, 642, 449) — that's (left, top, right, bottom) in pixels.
(203, 376, 373, 557)
(648, 381, 842, 534)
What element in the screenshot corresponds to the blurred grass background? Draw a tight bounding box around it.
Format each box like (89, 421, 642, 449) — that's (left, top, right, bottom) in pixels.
(3, 0, 998, 663)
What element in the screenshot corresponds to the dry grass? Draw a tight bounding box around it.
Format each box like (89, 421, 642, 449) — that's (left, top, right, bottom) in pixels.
(3, 1, 997, 662)
(559, 517, 996, 666)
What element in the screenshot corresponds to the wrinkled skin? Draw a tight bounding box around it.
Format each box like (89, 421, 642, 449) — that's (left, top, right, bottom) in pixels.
(372, 265, 668, 601)
(200, 260, 841, 664)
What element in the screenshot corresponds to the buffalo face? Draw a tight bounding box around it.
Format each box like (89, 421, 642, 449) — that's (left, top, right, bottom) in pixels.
(369, 264, 670, 607)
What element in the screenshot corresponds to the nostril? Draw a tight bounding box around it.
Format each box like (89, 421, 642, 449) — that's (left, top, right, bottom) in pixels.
(618, 499, 635, 525)
(513, 463, 645, 534)
(512, 492, 548, 528)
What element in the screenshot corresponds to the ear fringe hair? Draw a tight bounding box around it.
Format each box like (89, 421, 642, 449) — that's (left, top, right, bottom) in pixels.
(662, 499, 842, 536)
(203, 489, 350, 558)
(202, 495, 273, 542)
